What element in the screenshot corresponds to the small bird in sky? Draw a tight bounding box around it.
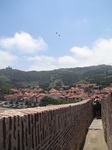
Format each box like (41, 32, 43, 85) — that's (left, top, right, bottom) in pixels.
(56, 32, 60, 37)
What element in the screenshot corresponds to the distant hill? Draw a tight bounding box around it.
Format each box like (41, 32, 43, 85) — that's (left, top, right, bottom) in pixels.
(0, 64, 112, 100)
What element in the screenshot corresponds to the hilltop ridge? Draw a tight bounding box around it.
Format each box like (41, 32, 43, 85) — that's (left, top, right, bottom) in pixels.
(0, 64, 112, 100)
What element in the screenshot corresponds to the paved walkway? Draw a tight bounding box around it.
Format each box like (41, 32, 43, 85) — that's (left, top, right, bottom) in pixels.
(83, 119, 108, 150)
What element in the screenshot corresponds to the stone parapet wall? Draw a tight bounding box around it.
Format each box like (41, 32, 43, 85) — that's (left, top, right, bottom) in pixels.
(0, 99, 93, 150)
(102, 93, 112, 150)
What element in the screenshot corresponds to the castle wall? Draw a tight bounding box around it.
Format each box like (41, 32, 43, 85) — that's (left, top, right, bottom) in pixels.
(102, 93, 112, 150)
(0, 99, 93, 150)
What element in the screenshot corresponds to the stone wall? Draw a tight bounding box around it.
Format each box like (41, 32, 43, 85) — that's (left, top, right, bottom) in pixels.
(0, 99, 93, 150)
(102, 93, 112, 150)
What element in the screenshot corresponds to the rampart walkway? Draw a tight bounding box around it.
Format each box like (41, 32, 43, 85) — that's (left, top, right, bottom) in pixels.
(83, 119, 108, 150)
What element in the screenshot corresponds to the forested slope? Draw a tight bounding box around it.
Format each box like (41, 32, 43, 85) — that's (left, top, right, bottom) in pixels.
(0, 64, 112, 99)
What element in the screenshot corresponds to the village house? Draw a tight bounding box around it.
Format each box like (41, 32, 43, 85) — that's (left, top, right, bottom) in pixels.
(3, 83, 109, 108)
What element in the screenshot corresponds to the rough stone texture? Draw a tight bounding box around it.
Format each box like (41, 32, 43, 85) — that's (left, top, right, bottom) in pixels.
(0, 99, 93, 150)
(102, 93, 112, 150)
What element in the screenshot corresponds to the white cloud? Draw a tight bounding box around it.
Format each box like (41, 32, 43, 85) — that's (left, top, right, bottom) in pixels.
(0, 32, 47, 53)
(58, 56, 78, 68)
(58, 38, 112, 68)
(27, 55, 57, 71)
(0, 32, 112, 71)
(92, 38, 112, 64)
(0, 50, 17, 69)
(71, 46, 93, 59)
(26, 38, 112, 71)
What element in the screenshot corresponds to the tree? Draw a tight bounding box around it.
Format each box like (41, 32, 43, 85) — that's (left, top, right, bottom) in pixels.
(39, 96, 68, 106)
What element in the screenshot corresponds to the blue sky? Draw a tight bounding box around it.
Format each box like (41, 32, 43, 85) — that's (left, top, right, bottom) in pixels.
(0, 0, 112, 71)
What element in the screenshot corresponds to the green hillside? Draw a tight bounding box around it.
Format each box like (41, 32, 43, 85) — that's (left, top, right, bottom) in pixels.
(0, 64, 112, 100)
